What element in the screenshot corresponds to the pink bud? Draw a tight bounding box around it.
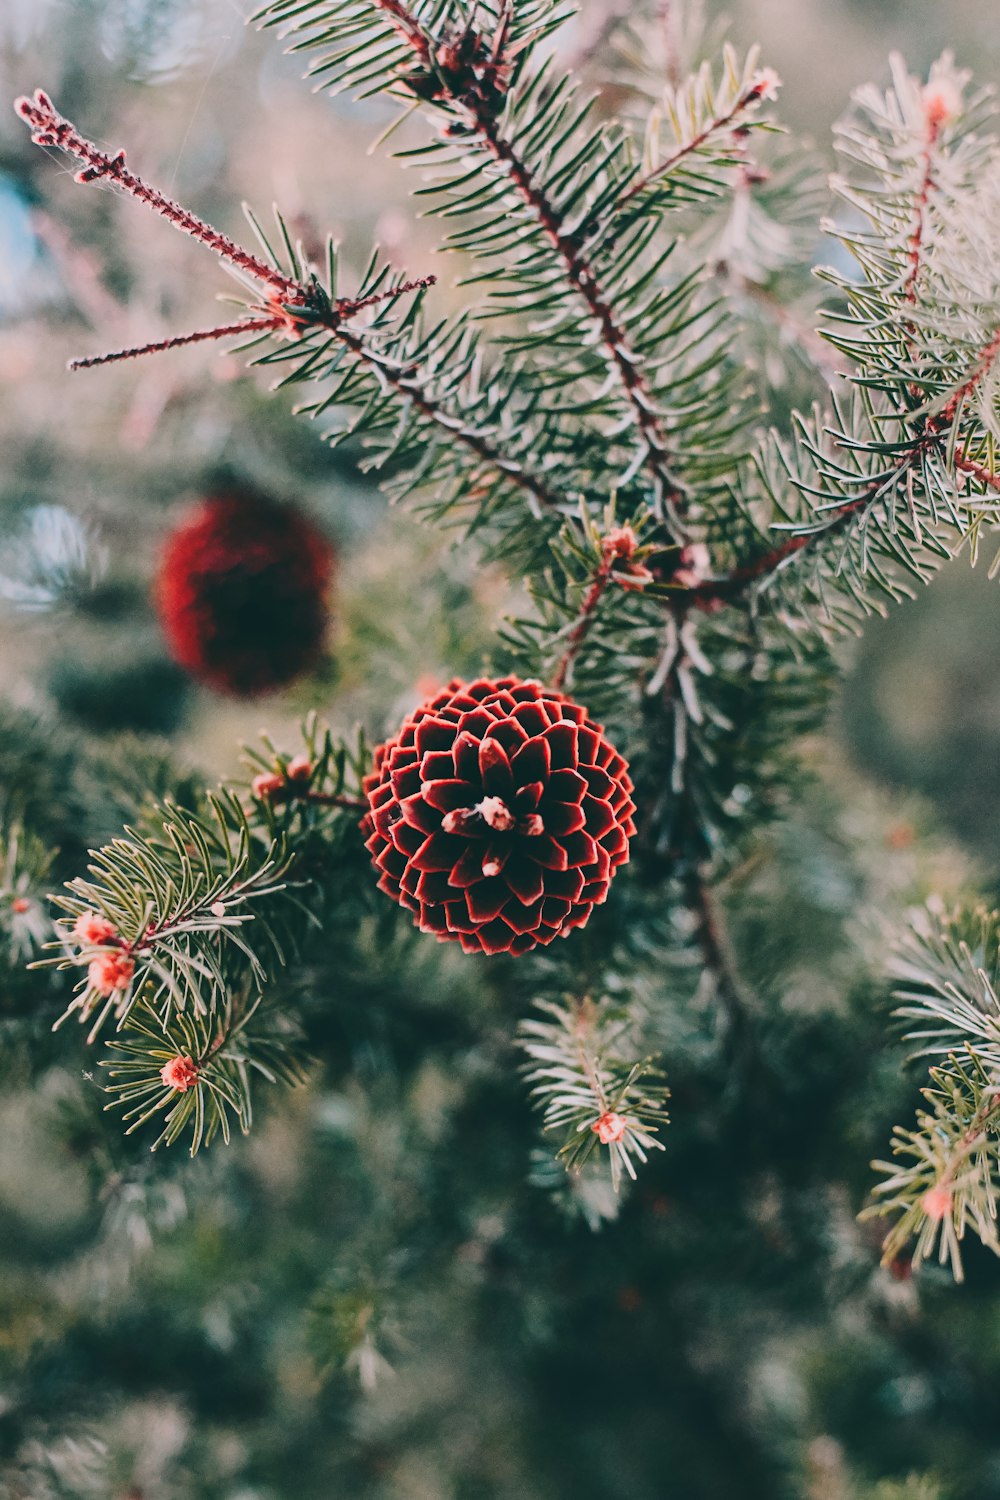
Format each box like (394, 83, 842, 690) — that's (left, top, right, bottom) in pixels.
(603, 524, 639, 562)
(73, 910, 119, 947)
(592, 1111, 628, 1145)
(286, 754, 313, 781)
(922, 79, 962, 127)
(750, 68, 781, 103)
(87, 949, 135, 996)
(160, 1055, 200, 1092)
(251, 771, 284, 800)
(11, 897, 31, 914)
(921, 1183, 953, 1222)
(673, 542, 712, 589)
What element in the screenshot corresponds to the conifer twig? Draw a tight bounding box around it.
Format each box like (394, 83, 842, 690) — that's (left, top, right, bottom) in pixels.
(68, 319, 282, 370)
(611, 70, 780, 220)
(551, 525, 651, 690)
(15, 92, 568, 517)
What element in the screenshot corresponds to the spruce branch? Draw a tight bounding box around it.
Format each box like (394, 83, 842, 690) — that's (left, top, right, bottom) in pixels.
(15, 93, 575, 522)
(46, 795, 295, 1043)
(257, 0, 765, 532)
(467, 102, 690, 524)
(103, 988, 309, 1153)
(519, 995, 669, 1192)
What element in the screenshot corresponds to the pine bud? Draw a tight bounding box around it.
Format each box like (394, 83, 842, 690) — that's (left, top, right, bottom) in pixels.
(160, 1055, 200, 1092)
(673, 542, 712, 589)
(922, 78, 962, 127)
(921, 1183, 953, 1222)
(592, 1111, 627, 1145)
(252, 771, 285, 800)
(88, 949, 135, 995)
(286, 754, 313, 781)
(74, 910, 119, 946)
(749, 68, 781, 103)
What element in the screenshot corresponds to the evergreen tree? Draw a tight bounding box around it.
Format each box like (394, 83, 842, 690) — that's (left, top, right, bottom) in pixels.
(3, 3, 1000, 1496)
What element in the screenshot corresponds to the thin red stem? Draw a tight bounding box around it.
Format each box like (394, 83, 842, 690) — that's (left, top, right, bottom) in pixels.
(68, 317, 281, 370)
(347, 273, 437, 315)
(903, 116, 941, 312)
(954, 450, 1000, 492)
(300, 791, 369, 811)
(612, 78, 772, 220)
(551, 559, 615, 692)
(15, 90, 299, 298)
(473, 107, 688, 522)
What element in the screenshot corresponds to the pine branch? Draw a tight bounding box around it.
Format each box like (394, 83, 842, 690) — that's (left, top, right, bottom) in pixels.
(46, 794, 296, 1042)
(15, 93, 572, 524)
(257, 1, 777, 537)
(468, 102, 690, 524)
(867, 905, 1000, 1280)
(103, 987, 309, 1153)
(519, 995, 669, 1192)
(611, 62, 779, 221)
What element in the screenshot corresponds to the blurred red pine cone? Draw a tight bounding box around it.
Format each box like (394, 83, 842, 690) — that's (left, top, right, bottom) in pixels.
(155, 489, 334, 697)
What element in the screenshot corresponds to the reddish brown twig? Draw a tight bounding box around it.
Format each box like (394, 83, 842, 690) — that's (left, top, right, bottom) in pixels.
(68, 318, 282, 370)
(15, 90, 299, 299)
(684, 869, 756, 1042)
(902, 113, 942, 313)
(300, 791, 369, 811)
(552, 526, 652, 690)
(611, 74, 778, 222)
(474, 112, 688, 521)
(954, 450, 1000, 492)
(66, 277, 439, 371)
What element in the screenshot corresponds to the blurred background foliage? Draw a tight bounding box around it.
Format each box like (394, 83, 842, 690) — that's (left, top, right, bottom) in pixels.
(1, 2, 1000, 1497)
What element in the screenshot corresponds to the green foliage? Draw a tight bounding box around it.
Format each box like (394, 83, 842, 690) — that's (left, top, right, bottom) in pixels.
(30, 717, 370, 1153)
(14, 0, 1000, 1284)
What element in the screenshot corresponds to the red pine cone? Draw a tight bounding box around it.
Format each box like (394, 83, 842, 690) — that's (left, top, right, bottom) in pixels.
(363, 677, 636, 956)
(154, 489, 334, 697)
